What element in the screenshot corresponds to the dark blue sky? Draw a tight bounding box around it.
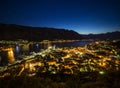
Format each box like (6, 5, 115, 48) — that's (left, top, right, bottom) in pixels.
(0, 0, 120, 34)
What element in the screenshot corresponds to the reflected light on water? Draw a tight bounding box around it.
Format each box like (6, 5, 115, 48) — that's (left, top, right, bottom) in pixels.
(35, 43, 39, 47)
(7, 49, 15, 63)
(15, 45, 20, 53)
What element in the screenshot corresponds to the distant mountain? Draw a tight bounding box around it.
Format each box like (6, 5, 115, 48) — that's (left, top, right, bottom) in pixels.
(82, 31, 120, 40)
(0, 23, 82, 41)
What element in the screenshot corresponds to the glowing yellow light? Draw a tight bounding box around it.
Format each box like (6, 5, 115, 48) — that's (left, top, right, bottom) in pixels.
(29, 63, 35, 71)
(99, 71, 105, 75)
(95, 41, 99, 44)
(7, 49, 15, 63)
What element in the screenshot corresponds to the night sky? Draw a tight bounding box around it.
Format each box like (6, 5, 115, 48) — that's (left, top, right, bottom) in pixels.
(0, 0, 120, 34)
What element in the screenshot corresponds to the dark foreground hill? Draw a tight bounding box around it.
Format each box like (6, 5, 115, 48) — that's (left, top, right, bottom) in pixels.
(0, 24, 82, 41)
(82, 31, 120, 40)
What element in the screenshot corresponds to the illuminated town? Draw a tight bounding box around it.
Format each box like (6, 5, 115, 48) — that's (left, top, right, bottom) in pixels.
(0, 40, 120, 87)
(0, 40, 120, 88)
(1, 0, 120, 87)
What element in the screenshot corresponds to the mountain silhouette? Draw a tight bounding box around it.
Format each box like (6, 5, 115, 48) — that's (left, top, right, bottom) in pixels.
(0, 23, 82, 41)
(82, 31, 120, 40)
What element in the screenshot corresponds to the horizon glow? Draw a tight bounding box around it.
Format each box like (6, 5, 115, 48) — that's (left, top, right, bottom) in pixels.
(0, 0, 120, 34)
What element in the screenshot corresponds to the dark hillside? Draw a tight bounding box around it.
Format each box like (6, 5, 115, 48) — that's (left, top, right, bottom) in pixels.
(0, 24, 82, 41)
(82, 31, 120, 40)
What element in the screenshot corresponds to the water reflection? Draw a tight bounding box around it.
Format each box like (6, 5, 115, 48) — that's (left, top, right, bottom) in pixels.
(0, 48, 15, 65)
(7, 49, 15, 64)
(35, 43, 40, 52)
(14, 41, 90, 57)
(0, 41, 91, 66)
(15, 45, 20, 53)
(35, 43, 39, 47)
(29, 43, 40, 53)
